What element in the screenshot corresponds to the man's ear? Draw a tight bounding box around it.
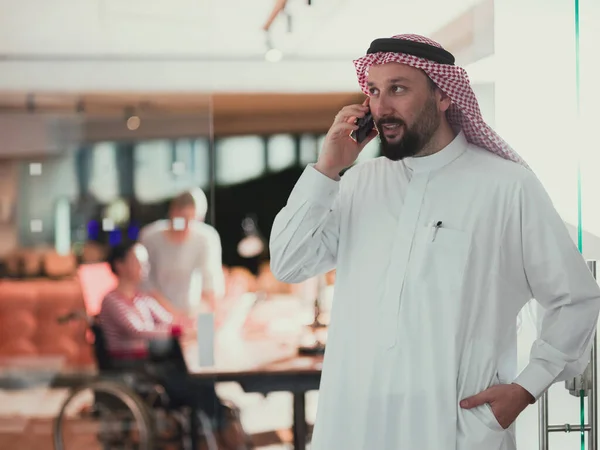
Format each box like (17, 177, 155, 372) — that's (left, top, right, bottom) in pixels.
(436, 89, 452, 112)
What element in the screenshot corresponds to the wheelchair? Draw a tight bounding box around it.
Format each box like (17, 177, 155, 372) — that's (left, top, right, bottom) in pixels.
(53, 312, 221, 450)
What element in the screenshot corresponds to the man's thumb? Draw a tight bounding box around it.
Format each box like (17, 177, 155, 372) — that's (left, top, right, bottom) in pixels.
(460, 390, 490, 409)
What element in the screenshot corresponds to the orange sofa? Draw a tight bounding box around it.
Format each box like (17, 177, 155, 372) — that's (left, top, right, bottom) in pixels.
(0, 278, 93, 367)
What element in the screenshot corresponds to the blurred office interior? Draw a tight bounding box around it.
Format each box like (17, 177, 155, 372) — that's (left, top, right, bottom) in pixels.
(0, 0, 599, 448)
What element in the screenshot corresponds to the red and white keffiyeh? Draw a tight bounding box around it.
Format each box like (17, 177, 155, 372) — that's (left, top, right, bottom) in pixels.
(353, 34, 528, 168)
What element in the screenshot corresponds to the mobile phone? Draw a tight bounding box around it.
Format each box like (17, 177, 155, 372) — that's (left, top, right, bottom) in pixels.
(350, 110, 375, 144)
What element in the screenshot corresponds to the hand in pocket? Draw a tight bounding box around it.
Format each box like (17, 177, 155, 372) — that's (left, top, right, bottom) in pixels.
(460, 383, 535, 429)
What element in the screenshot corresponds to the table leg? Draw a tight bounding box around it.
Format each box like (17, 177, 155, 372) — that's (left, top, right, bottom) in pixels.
(292, 392, 307, 450)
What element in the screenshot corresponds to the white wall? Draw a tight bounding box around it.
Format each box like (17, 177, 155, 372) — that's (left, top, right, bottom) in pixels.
(0, 60, 362, 93)
(0, 0, 481, 92)
(494, 0, 600, 239)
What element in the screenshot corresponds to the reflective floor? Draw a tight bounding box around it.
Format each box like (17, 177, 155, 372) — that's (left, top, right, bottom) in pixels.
(0, 383, 319, 449)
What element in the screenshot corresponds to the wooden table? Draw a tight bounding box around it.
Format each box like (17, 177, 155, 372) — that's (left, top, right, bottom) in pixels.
(184, 334, 323, 450)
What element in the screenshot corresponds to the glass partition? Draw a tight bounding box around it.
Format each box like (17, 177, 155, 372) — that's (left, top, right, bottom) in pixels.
(578, 0, 600, 259)
(492, 0, 600, 448)
(0, 101, 218, 449)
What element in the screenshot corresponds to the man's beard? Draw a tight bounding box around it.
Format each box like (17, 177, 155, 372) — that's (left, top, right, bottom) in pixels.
(377, 95, 441, 161)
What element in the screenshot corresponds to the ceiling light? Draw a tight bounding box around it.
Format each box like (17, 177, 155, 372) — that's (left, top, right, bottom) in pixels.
(126, 115, 141, 130)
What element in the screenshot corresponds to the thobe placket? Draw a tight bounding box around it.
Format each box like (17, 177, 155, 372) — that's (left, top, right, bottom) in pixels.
(379, 171, 430, 349)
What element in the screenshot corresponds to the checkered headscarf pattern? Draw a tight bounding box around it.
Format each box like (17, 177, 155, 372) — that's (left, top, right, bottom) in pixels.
(353, 34, 528, 168)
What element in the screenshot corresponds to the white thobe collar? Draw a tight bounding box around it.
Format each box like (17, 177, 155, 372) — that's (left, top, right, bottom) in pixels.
(402, 131, 468, 173)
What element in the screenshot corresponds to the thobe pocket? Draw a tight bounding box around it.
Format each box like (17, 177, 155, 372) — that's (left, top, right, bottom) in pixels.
(480, 404, 505, 432)
(457, 370, 509, 450)
(457, 405, 508, 450)
(411, 226, 471, 301)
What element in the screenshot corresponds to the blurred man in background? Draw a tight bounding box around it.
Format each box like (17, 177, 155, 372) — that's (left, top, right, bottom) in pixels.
(140, 188, 225, 319)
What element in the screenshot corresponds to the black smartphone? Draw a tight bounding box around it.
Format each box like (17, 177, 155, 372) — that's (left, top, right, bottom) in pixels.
(350, 110, 375, 144)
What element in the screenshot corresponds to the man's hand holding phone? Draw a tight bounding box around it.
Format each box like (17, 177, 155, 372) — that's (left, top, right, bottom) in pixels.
(314, 98, 377, 180)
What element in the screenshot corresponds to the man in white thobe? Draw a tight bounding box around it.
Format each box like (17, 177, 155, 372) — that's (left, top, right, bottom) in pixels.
(269, 34, 600, 450)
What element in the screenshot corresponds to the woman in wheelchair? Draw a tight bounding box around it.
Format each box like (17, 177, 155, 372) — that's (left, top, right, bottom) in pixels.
(98, 240, 251, 449)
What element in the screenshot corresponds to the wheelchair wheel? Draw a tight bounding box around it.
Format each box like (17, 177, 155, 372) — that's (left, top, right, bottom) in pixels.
(53, 380, 155, 450)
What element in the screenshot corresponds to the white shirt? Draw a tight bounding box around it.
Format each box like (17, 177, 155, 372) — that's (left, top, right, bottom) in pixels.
(139, 220, 225, 313)
(269, 132, 600, 450)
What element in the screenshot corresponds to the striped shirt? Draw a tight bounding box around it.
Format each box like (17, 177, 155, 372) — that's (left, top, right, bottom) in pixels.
(98, 290, 181, 358)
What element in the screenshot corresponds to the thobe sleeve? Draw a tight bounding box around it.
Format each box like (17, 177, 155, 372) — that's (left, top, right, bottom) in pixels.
(197, 227, 225, 298)
(512, 172, 600, 400)
(269, 164, 343, 283)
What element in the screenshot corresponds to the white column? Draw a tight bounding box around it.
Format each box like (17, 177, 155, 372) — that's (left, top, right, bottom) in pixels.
(495, 0, 578, 225)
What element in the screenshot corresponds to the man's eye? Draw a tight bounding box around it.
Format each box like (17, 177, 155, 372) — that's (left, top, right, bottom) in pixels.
(369, 88, 379, 95)
(392, 85, 405, 93)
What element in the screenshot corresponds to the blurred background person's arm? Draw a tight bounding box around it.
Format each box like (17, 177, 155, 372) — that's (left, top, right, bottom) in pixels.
(198, 224, 225, 313)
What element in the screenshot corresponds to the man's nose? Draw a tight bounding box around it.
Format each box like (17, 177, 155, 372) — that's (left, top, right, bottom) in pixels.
(370, 96, 393, 119)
